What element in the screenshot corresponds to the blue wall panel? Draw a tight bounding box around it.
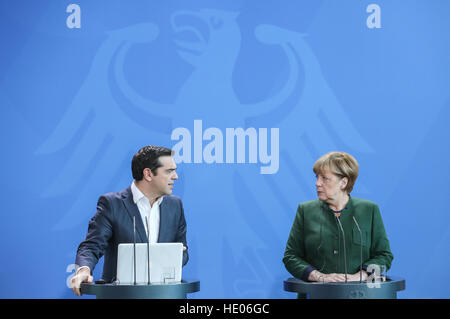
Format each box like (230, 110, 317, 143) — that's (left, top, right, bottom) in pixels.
(0, 0, 449, 298)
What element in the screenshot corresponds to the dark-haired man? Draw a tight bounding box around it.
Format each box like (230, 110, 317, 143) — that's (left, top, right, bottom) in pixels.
(71, 146, 188, 296)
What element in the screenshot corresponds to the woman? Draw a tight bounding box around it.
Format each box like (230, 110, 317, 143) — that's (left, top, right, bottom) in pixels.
(283, 152, 393, 283)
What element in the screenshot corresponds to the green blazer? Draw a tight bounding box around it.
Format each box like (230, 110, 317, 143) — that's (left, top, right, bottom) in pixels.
(283, 197, 393, 281)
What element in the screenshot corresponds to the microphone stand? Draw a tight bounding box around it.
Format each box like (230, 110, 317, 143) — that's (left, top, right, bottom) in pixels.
(352, 216, 363, 283)
(133, 216, 137, 286)
(335, 214, 348, 283)
(145, 216, 150, 285)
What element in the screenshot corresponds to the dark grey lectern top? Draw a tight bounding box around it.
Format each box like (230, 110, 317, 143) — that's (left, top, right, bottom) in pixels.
(81, 279, 200, 299)
(284, 276, 405, 299)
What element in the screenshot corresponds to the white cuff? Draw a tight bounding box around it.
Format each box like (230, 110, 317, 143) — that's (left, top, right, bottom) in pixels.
(75, 266, 91, 275)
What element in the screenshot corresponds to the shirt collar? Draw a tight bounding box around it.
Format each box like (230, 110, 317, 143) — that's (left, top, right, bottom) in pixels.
(131, 181, 164, 206)
(321, 195, 353, 213)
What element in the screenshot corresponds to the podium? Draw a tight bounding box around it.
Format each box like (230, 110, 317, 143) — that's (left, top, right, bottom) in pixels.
(80, 279, 200, 299)
(284, 276, 405, 299)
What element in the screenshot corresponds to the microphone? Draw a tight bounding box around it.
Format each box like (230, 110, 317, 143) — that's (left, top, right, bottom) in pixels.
(334, 213, 348, 283)
(352, 216, 363, 283)
(145, 216, 150, 285)
(133, 216, 137, 285)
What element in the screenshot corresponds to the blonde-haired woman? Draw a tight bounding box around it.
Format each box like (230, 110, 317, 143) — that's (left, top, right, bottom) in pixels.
(283, 152, 393, 286)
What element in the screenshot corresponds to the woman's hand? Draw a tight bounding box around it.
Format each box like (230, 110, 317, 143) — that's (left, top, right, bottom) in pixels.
(308, 270, 346, 282)
(308, 270, 368, 283)
(347, 271, 368, 282)
(322, 273, 349, 282)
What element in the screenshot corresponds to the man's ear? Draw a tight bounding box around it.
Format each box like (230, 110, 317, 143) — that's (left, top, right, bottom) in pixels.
(143, 168, 153, 182)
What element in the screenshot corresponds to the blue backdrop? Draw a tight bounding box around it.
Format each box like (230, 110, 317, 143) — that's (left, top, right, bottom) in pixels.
(1, 0, 449, 299)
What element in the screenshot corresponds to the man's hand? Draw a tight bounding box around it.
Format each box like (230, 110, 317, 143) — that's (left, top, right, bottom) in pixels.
(70, 267, 93, 296)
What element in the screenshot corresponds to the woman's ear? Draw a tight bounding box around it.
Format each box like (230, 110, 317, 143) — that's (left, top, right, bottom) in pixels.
(340, 177, 348, 190)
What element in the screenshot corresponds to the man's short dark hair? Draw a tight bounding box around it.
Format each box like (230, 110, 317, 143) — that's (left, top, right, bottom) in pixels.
(132, 145, 173, 181)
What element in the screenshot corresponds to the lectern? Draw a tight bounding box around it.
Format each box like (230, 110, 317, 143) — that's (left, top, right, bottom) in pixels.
(80, 279, 200, 299)
(284, 276, 405, 299)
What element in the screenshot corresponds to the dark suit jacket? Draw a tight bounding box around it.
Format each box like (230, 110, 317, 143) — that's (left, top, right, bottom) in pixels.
(75, 187, 189, 282)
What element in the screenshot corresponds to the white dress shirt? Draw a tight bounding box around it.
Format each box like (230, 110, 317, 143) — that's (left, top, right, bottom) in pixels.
(131, 181, 163, 244)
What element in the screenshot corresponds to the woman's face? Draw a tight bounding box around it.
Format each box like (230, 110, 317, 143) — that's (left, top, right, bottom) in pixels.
(315, 168, 347, 202)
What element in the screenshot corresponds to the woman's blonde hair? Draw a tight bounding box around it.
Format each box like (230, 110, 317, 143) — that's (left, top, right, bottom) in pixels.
(313, 151, 359, 193)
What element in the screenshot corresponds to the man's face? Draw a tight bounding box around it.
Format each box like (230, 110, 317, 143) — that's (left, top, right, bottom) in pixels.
(151, 156, 178, 196)
(315, 168, 346, 202)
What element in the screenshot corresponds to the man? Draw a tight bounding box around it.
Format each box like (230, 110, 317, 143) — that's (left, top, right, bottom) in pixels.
(71, 145, 188, 296)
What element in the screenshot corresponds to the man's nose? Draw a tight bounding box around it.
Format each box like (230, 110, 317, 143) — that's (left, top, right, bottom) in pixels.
(172, 172, 178, 180)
